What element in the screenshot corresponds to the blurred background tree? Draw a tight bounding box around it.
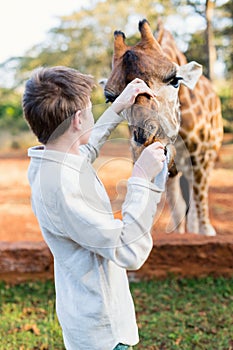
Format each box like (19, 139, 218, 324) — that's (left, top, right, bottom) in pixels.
(0, 0, 232, 143)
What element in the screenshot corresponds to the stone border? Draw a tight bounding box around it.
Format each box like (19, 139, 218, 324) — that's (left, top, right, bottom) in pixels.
(0, 240, 232, 283)
(0, 242, 53, 283)
(133, 240, 233, 280)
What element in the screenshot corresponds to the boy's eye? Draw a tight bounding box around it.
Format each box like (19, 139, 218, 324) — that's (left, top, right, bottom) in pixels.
(169, 77, 183, 88)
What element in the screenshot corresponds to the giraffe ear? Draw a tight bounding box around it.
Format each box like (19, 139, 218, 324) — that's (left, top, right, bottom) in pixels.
(179, 61, 203, 90)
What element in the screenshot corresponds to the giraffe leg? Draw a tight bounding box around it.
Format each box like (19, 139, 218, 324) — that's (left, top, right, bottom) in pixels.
(166, 173, 186, 233)
(178, 169, 200, 233)
(186, 194, 199, 233)
(192, 168, 216, 236)
(196, 192, 216, 236)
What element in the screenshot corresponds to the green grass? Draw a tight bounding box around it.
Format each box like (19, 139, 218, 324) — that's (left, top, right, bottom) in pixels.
(0, 277, 233, 349)
(132, 277, 233, 350)
(0, 281, 63, 350)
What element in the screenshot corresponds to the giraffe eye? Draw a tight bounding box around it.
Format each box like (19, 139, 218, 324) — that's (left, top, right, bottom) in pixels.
(169, 77, 183, 88)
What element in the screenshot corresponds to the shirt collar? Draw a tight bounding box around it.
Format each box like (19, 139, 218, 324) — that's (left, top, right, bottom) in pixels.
(28, 145, 87, 173)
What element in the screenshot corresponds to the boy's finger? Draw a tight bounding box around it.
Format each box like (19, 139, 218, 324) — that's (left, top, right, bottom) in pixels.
(147, 141, 165, 150)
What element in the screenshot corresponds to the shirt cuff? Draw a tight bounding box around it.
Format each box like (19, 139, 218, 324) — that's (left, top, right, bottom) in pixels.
(128, 176, 163, 193)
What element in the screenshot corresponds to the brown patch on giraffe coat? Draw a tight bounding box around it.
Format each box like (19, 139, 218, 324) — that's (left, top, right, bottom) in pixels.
(199, 155, 205, 164)
(213, 143, 220, 152)
(180, 111, 195, 131)
(188, 138, 198, 153)
(198, 127, 205, 142)
(203, 84, 209, 96)
(189, 90, 197, 102)
(194, 105, 202, 117)
(190, 155, 195, 166)
(178, 128, 187, 140)
(199, 194, 204, 201)
(194, 168, 202, 184)
(180, 97, 189, 109)
(193, 185, 199, 196)
(203, 161, 208, 170)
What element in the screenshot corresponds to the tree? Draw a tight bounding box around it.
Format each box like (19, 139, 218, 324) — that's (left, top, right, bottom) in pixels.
(15, 0, 175, 83)
(205, 0, 216, 80)
(180, 0, 217, 80)
(214, 0, 233, 79)
(0, 87, 26, 130)
(0, 0, 232, 131)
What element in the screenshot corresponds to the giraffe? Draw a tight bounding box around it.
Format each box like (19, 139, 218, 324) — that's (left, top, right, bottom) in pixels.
(104, 19, 223, 236)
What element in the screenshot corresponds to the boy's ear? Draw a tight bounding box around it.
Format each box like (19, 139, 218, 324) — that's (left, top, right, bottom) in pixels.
(72, 110, 82, 130)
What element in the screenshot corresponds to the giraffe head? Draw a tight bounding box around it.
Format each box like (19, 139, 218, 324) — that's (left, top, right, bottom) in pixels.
(104, 19, 202, 166)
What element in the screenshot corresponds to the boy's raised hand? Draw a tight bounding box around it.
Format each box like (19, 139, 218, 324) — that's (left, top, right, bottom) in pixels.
(132, 142, 166, 182)
(111, 78, 156, 114)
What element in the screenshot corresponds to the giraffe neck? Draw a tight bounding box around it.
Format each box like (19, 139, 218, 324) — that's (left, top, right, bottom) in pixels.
(157, 28, 187, 66)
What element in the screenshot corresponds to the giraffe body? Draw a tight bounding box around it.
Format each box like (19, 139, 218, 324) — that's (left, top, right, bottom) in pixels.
(157, 22, 223, 235)
(104, 19, 223, 236)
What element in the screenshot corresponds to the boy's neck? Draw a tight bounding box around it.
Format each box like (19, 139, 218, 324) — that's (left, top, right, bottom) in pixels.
(46, 136, 81, 155)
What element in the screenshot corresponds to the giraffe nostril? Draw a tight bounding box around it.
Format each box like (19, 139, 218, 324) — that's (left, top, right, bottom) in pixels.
(135, 93, 152, 104)
(133, 127, 147, 145)
(104, 90, 118, 103)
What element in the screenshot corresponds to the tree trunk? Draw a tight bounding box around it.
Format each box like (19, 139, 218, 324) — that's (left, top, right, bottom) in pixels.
(205, 0, 216, 81)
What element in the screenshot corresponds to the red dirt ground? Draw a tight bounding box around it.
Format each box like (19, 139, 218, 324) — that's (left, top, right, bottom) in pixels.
(0, 134, 233, 280)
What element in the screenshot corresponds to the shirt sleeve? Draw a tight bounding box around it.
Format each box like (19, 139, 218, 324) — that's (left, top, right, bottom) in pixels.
(79, 107, 123, 163)
(57, 175, 162, 271)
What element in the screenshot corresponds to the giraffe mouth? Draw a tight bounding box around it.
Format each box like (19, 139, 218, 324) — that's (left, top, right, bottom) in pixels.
(142, 133, 169, 158)
(131, 123, 176, 170)
(132, 122, 168, 147)
(143, 134, 164, 148)
(144, 136, 176, 171)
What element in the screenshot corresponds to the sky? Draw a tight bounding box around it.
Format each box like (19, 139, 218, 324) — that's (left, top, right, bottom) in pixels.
(0, 0, 82, 64)
(0, 0, 227, 77)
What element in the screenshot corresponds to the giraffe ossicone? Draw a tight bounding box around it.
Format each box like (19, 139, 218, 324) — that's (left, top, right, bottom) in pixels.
(104, 19, 223, 236)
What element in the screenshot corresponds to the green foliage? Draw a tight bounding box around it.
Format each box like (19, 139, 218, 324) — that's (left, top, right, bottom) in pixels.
(218, 83, 233, 132)
(0, 280, 64, 349)
(16, 0, 174, 83)
(0, 88, 28, 131)
(131, 277, 233, 349)
(0, 277, 233, 349)
(0, 0, 232, 134)
(215, 0, 233, 77)
(186, 30, 208, 77)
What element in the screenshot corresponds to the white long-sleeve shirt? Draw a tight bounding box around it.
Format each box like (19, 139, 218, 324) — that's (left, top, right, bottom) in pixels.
(27, 111, 163, 350)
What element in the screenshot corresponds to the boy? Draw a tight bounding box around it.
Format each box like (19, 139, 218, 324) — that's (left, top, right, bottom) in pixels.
(23, 66, 167, 350)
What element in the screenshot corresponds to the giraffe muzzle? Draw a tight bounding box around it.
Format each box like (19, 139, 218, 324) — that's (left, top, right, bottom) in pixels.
(131, 125, 176, 170)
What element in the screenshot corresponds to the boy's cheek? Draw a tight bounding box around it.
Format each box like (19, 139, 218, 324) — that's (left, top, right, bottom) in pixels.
(85, 116, 94, 132)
